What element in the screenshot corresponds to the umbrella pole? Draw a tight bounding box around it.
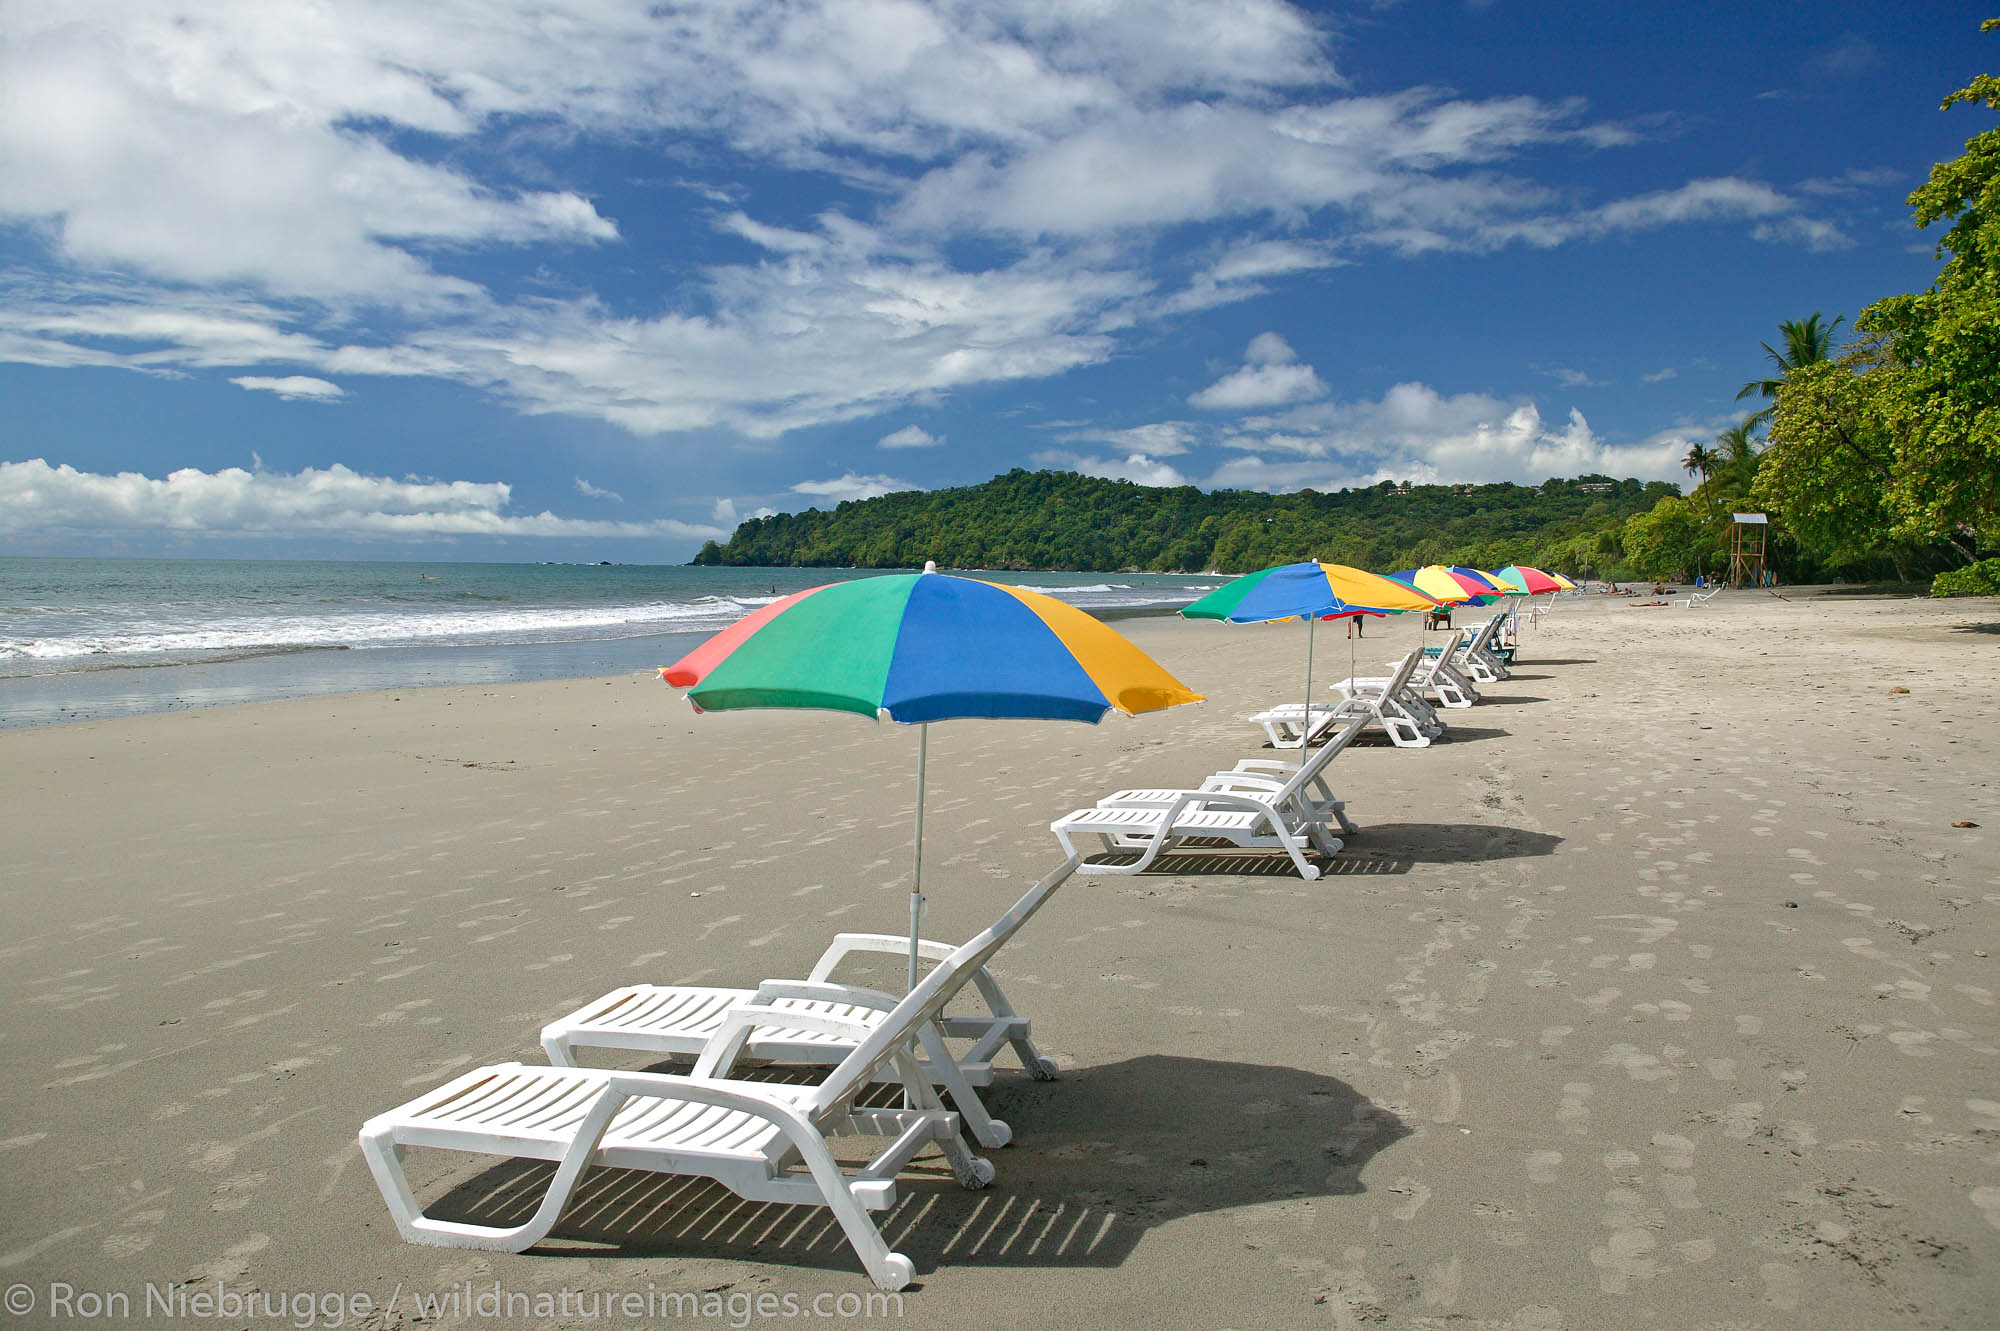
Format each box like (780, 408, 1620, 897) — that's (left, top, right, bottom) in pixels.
(908, 722, 927, 993)
(1302, 614, 1316, 769)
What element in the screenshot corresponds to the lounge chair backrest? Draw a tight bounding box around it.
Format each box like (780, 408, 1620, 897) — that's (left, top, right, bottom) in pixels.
(805, 857, 1077, 1118)
(1270, 711, 1367, 796)
(1379, 648, 1422, 697)
(1430, 628, 1468, 664)
(1464, 615, 1500, 656)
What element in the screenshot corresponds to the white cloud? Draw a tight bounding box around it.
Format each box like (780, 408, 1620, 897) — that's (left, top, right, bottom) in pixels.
(1642, 367, 1678, 383)
(1206, 382, 1693, 489)
(790, 472, 915, 505)
(1794, 166, 1903, 197)
(1751, 215, 1854, 253)
(1054, 421, 1198, 457)
(1539, 367, 1604, 390)
(230, 374, 343, 400)
(878, 424, 942, 449)
(711, 496, 738, 523)
(1190, 333, 1328, 409)
(0, 458, 720, 542)
(1031, 449, 1188, 487)
(574, 476, 623, 502)
(0, 4, 615, 306)
(1161, 239, 1342, 314)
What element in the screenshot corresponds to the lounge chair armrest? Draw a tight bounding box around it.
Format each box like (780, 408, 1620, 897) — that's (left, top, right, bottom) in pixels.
(807, 933, 958, 982)
(753, 980, 900, 1010)
(1161, 790, 1276, 817)
(1202, 771, 1280, 789)
(1227, 758, 1291, 776)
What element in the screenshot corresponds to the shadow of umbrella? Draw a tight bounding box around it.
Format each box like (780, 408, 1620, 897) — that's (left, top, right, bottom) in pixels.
(418, 1055, 1407, 1280)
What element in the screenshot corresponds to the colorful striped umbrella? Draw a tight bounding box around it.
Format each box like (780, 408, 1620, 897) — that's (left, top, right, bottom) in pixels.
(1184, 560, 1435, 622)
(1389, 564, 1498, 606)
(1447, 566, 1508, 602)
(1487, 564, 1565, 595)
(1182, 562, 1434, 764)
(664, 564, 1203, 986)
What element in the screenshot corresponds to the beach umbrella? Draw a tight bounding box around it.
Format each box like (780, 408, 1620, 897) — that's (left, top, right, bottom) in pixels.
(1549, 571, 1579, 591)
(662, 563, 1203, 989)
(1485, 564, 1569, 657)
(1446, 566, 1508, 603)
(1184, 560, 1436, 623)
(1181, 561, 1433, 764)
(1389, 564, 1497, 607)
(1487, 564, 1564, 595)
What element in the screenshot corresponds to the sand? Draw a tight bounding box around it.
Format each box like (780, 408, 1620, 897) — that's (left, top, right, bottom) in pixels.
(2, 588, 1996, 1329)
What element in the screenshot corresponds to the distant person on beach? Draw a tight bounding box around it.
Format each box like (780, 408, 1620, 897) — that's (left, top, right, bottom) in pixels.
(1347, 615, 1364, 638)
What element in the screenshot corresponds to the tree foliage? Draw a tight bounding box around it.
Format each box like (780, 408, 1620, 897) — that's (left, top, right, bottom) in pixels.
(693, 468, 1678, 575)
(1621, 496, 1720, 580)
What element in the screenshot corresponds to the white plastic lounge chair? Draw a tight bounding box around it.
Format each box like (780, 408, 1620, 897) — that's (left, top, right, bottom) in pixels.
(359, 858, 1077, 1291)
(1253, 651, 1436, 749)
(1249, 652, 1417, 749)
(1444, 613, 1510, 682)
(1338, 629, 1479, 710)
(540, 933, 1053, 1149)
(1050, 716, 1366, 878)
(1337, 650, 1441, 747)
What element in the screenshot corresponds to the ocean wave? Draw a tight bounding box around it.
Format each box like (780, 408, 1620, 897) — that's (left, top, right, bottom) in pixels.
(0, 597, 760, 664)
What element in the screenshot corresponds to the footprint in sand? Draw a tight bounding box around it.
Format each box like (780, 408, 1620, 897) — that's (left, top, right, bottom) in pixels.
(1386, 1176, 1432, 1221)
(1971, 1186, 2000, 1231)
(1558, 1083, 1593, 1136)
(1759, 1261, 1802, 1309)
(1525, 1150, 1562, 1183)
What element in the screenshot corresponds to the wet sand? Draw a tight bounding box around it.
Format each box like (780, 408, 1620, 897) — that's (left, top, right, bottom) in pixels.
(2, 589, 1996, 1329)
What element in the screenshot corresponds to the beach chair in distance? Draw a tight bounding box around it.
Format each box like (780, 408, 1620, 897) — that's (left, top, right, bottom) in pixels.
(1249, 650, 1429, 749)
(1339, 629, 1479, 710)
(1051, 716, 1366, 879)
(541, 931, 1056, 1149)
(1325, 650, 1437, 748)
(1102, 716, 1365, 835)
(358, 858, 1078, 1291)
(1448, 613, 1511, 683)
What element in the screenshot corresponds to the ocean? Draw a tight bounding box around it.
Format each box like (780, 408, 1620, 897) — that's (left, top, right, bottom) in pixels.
(0, 558, 1227, 727)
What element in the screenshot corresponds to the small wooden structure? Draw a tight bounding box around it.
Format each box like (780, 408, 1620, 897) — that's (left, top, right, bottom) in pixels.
(1728, 513, 1768, 588)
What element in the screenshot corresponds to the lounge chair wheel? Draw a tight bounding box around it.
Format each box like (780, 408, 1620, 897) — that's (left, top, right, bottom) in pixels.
(968, 1156, 996, 1187)
(983, 1118, 1013, 1147)
(1030, 1055, 1060, 1080)
(881, 1254, 916, 1291)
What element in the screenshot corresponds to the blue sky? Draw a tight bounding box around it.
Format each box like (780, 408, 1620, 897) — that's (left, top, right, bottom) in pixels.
(0, 1, 1986, 562)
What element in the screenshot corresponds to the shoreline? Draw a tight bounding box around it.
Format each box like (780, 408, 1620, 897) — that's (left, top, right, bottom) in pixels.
(4, 583, 1970, 731)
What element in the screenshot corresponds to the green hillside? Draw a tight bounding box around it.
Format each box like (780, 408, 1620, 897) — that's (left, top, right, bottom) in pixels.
(692, 469, 1678, 576)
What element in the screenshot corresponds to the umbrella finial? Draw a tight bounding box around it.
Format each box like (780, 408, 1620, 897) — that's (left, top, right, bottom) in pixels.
(922, 560, 938, 574)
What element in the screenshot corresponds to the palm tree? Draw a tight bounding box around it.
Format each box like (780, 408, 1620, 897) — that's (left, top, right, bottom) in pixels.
(1682, 442, 1715, 484)
(1736, 312, 1844, 427)
(1712, 420, 1760, 493)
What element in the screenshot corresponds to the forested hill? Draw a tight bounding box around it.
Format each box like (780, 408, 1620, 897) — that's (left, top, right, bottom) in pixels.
(691, 469, 1678, 574)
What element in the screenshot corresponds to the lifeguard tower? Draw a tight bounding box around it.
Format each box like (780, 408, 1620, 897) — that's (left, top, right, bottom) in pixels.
(1728, 513, 1768, 588)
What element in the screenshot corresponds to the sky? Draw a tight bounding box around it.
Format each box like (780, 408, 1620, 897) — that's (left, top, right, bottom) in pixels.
(0, 1, 1988, 563)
